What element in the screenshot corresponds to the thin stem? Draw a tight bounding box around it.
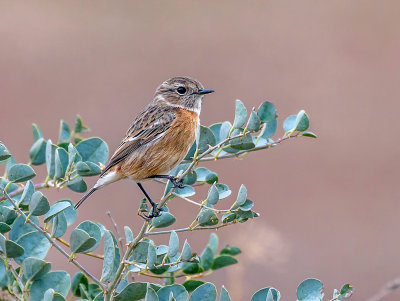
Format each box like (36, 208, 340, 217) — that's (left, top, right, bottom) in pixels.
(105, 221, 148, 300)
(144, 221, 237, 236)
(2, 257, 24, 298)
(171, 193, 229, 214)
(0, 182, 48, 202)
(107, 211, 125, 252)
(1, 189, 107, 291)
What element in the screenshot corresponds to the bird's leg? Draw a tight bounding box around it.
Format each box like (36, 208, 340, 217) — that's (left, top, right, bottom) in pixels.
(137, 182, 160, 218)
(148, 175, 185, 189)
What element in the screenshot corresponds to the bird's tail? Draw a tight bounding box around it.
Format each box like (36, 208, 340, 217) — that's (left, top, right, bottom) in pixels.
(74, 187, 97, 209)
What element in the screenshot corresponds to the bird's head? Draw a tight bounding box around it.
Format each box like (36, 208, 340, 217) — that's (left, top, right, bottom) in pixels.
(154, 76, 214, 115)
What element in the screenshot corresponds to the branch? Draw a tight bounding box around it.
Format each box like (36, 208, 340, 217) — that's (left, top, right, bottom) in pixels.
(171, 193, 229, 214)
(0, 182, 48, 202)
(145, 221, 237, 236)
(367, 278, 400, 301)
(106, 211, 125, 252)
(1, 190, 107, 291)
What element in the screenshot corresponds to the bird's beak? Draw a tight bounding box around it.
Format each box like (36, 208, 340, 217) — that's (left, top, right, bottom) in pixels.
(197, 89, 214, 95)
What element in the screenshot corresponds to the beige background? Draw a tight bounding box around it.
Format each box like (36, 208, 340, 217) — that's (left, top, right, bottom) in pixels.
(1, 1, 400, 300)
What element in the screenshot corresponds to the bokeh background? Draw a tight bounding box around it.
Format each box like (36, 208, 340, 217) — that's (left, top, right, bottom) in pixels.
(1, 1, 399, 300)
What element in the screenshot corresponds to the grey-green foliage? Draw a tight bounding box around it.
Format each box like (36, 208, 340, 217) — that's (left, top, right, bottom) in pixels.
(0, 106, 349, 301)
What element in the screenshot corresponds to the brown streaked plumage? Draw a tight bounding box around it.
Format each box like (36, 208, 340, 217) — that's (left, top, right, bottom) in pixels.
(74, 77, 214, 217)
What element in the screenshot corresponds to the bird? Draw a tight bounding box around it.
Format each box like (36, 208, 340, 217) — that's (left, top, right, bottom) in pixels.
(74, 76, 214, 217)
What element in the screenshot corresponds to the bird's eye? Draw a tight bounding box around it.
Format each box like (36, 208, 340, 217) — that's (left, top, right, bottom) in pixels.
(176, 87, 186, 95)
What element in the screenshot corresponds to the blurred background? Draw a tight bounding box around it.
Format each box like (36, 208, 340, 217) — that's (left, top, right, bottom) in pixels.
(1, 1, 399, 300)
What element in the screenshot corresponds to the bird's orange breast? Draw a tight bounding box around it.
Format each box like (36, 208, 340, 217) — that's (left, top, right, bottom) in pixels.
(119, 108, 199, 180)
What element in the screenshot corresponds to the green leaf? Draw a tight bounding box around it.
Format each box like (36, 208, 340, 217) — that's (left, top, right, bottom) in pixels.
(207, 184, 219, 205)
(200, 247, 214, 271)
(340, 284, 353, 298)
(197, 126, 217, 154)
(58, 120, 71, 144)
(219, 121, 232, 141)
(197, 208, 218, 226)
(168, 231, 179, 258)
(68, 143, 82, 166)
(246, 110, 261, 132)
(71, 272, 89, 297)
(145, 287, 159, 301)
(0, 233, 24, 258)
(131, 241, 150, 263)
(9, 215, 39, 241)
(44, 201, 71, 223)
(67, 176, 87, 193)
(251, 287, 280, 301)
(0, 223, 11, 234)
(181, 240, 192, 261)
(220, 286, 231, 301)
(283, 115, 296, 133)
(182, 262, 204, 275)
(22, 257, 51, 281)
(76, 161, 102, 176)
(295, 110, 310, 132)
(297, 278, 324, 301)
(257, 101, 276, 123)
(76, 137, 109, 165)
(7, 164, 36, 183)
(29, 191, 50, 216)
(216, 184, 231, 199)
(239, 199, 254, 211)
(174, 186, 195, 198)
(4, 156, 16, 175)
(60, 200, 77, 226)
(74, 115, 89, 133)
(29, 138, 47, 165)
(157, 284, 189, 301)
(0, 206, 17, 225)
(220, 246, 241, 256)
(196, 167, 218, 184)
(46, 140, 57, 178)
(15, 231, 51, 264)
(302, 131, 317, 138)
(32, 123, 44, 142)
(52, 212, 68, 238)
(77, 221, 102, 252)
(260, 119, 278, 139)
(208, 233, 218, 254)
(147, 243, 157, 269)
(211, 255, 238, 270)
(101, 230, 120, 282)
(0, 142, 11, 162)
(70, 229, 97, 253)
(236, 184, 247, 206)
(30, 271, 71, 301)
(20, 180, 35, 206)
(209, 123, 223, 142)
(114, 282, 148, 300)
(190, 283, 217, 301)
(55, 148, 68, 179)
(151, 212, 176, 228)
(183, 280, 205, 293)
(233, 100, 247, 128)
(124, 226, 134, 244)
(43, 289, 66, 301)
(229, 128, 255, 150)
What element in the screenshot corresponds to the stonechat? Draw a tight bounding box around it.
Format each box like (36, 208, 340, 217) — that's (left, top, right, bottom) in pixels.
(74, 77, 214, 217)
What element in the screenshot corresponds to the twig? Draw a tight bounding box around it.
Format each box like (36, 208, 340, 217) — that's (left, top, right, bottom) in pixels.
(106, 211, 125, 252)
(0, 182, 48, 202)
(1, 189, 107, 291)
(367, 278, 400, 301)
(145, 221, 237, 236)
(1, 257, 24, 299)
(171, 193, 229, 214)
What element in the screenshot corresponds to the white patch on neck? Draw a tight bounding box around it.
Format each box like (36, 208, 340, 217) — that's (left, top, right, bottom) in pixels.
(165, 102, 201, 115)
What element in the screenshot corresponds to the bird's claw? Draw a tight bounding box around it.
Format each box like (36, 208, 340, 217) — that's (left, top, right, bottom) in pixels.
(170, 177, 185, 189)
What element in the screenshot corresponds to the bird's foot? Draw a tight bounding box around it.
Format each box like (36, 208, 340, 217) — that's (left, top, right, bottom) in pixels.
(169, 176, 185, 189)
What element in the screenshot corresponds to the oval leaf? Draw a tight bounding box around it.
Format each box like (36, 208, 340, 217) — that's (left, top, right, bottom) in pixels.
(233, 100, 247, 128)
(76, 137, 109, 165)
(8, 164, 36, 183)
(189, 283, 217, 301)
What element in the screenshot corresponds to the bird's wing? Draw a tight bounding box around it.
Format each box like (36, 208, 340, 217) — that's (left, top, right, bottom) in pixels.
(100, 106, 176, 177)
